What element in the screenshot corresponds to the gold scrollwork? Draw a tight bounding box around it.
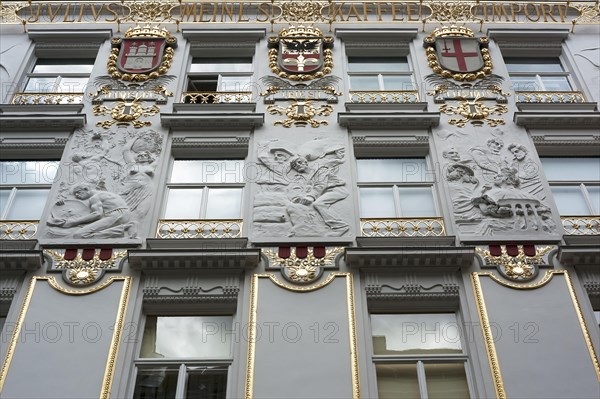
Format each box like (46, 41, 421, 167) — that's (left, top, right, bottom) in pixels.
(516, 91, 586, 103)
(156, 219, 243, 239)
(439, 98, 507, 127)
(121, 0, 178, 23)
(181, 91, 253, 104)
(561, 216, 600, 235)
(267, 100, 333, 127)
(476, 246, 553, 283)
(426, 1, 481, 23)
(264, 247, 343, 284)
(349, 90, 420, 104)
(11, 92, 84, 105)
(278, 1, 328, 23)
(93, 100, 159, 129)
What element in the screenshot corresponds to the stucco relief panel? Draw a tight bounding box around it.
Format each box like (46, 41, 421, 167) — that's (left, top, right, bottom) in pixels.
(437, 126, 557, 238)
(253, 136, 352, 239)
(43, 127, 163, 240)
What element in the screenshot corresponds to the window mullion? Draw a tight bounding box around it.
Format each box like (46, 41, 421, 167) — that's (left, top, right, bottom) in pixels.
(580, 183, 595, 214)
(416, 360, 429, 399)
(1, 188, 18, 220)
(175, 363, 187, 399)
(393, 185, 402, 217)
(200, 186, 209, 219)
(378, 73, 385, 91)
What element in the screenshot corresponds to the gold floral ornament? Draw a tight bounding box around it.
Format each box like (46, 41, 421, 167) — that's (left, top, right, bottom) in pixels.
(423, 25, 492, 82)
(108, 25, 177, 82)
(476, 246, 553, 282)
(45, 249, 128, 287)
(93, 100, 160, 129)
(439, 97, 507, 127)
(264, 247, 343, 285)
(267, 100, 333, 127)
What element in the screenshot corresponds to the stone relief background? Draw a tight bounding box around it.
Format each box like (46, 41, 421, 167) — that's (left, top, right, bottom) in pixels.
(252, 135, 352, 239)
(437, 125, 557, 237)
(44, 127, 163, 239)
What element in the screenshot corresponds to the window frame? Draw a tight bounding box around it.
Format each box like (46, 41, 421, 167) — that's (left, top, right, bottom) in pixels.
(0, 160, 59, 221)
(540, 157, 600, 216)
(132, 314, 234, 399)
(356, 157, 440, 219)
(186, 57, 254, 93)
(370, 312, 473, 399)
(504, 56, 574, 92)
(163, 159, 245, 220)
(347, 56, 415, 92)
(22, 58, 95, 94)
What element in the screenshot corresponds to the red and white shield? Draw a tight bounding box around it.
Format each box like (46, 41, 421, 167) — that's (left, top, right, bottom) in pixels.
(116, 38, 166, 74)
(435, 37, 484, 73)
(279, 39, 323, 74)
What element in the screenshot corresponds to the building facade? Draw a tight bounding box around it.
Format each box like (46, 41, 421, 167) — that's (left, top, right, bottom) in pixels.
(0, 1, 599, 398)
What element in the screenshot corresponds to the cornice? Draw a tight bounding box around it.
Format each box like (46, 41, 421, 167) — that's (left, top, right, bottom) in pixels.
(557, 245, 600, 266)
(0, 250, 43, 271)
(335, 28, 418, 42)
(338, 112, 440, 130)
(0, 114, 86, 131)
(345, 247, 475, 269)
(514, 111, 600, 129)
(161, 113, 264, 130)
(128, 248, 261, 270)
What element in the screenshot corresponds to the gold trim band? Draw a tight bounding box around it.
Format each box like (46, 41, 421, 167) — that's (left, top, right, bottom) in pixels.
(245, 273, 360, 398)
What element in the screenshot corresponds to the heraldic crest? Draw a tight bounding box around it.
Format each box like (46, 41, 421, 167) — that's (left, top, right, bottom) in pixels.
(268, 25, 333, 81)
(424, 25, 492, 82)
(108, 25, 177, 82)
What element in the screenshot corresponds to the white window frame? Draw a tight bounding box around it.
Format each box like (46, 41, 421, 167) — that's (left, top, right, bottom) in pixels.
(186, 57, 254, 92)
(504, 57, 574, 92)
(0, 161, 58, 221)
(370, 312, 472, 399)
(23, 58, 95, 93)
(132, 315, 233, 399)
(163, 159, 245, 220)
(356, 158, 439, 218)
(347, 56, 415, 92)
(541, 157, 600, 216)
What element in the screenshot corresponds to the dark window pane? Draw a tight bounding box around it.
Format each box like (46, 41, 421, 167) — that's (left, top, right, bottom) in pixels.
(186, 366, 228, 399)
(133, 367, 179, 399)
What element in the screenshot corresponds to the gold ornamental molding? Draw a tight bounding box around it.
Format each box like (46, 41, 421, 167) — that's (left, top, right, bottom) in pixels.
(156, 219, 243, 239)
(181, 91, 253, 104)
(360, 217, 446, 237)
(2, 2, 599, 30)
(516, 91, 586, 104)
(0, 276, 132, 399)
(0, 220, 39, 240)
(245, 273, 360, 399)
(11, 92, 84, 105)
(471, 270, 600, 399)
(349, 90, 419, 104)
(561, 216, 600, 235)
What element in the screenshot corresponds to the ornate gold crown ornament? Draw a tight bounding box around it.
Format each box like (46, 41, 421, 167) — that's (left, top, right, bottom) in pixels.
(123, 25, 170, 38)
(432, 25, 475, 38)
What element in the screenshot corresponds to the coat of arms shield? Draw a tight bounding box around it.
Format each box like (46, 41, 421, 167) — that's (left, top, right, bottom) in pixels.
(435, 37, 484, 74)
(116, 37, 167, 74)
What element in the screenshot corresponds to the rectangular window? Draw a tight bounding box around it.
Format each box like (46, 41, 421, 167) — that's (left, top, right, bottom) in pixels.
(133, 315, 232, 399)
(371, 313, 471, 399)
(163, 160, 244, 220)
(348, 57, 414, 91)
(0, 161, 59, 220)
(23, 58, 94, 93)
(184, 57, 253, 103)
(540, 157, 600, 216)
(505, 57, 572, 92)
(357, 158, 437, 218)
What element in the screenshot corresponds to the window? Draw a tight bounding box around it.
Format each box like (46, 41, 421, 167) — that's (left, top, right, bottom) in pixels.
(23, 58, 95, 94)
(347, 57, 414, 91)
(371, 313, 471, 399)
(133, 315, 232, 399)
(357, 158, 437, 218)
(184, 58, 253, 103)
(540, 157, 600, 215)
(0, 161, 59, 220)
(163, 160, 244, 220)
(504, 57, 572, 92)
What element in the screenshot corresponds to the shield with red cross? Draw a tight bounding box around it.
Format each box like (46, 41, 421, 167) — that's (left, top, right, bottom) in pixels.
(435, 37, 484, 74)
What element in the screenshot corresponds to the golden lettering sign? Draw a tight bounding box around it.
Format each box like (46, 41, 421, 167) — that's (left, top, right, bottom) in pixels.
(2, 1, 598, 27)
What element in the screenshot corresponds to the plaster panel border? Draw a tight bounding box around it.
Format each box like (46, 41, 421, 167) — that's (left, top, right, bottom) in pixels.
(0, 276, 132, 399)
(471, 270, 600, 399)
(245, 273, 360, 399)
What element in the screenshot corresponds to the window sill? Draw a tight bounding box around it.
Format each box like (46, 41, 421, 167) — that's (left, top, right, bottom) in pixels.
(338, 111, 440, 130)
(0, 104, 86, 131)
(514, 108, 600, 129)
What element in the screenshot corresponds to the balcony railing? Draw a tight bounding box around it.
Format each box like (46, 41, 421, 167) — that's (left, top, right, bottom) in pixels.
(181, 91, 253, 104)
(360, 217, 446, 237)
(11, 92, 84, 105)
(156, 219, 243, 239)
(349, 90, 420, 104)
(561, 216, 600, 235)
(0, 221, 39, 240)
(515, 91, 585, 104)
